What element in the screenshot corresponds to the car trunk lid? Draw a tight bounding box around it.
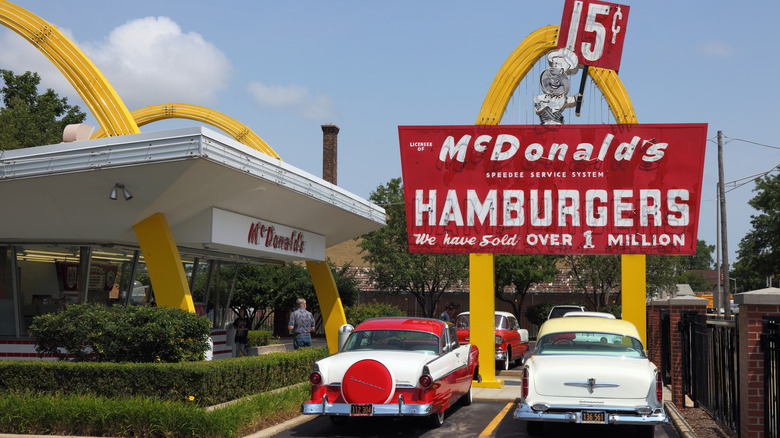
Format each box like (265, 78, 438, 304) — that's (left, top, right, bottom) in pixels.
(531, 355, 653, 399)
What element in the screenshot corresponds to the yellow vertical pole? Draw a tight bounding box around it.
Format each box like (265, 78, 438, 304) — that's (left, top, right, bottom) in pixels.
(306, 260, 347, 354)
(133, 213, 195, 312)
(470, 253, 502, 388)
(621, 254, 646, 346)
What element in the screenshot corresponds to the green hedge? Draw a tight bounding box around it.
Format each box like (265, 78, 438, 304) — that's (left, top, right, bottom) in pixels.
(344, 302, 405, 326)
(28, 304, 211, 362)
(246, 330, 274, 347)
(0, 384, 309, 437)
(0, 347, 327, 407)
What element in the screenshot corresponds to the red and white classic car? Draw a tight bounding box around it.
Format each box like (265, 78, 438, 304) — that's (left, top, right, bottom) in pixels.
(301, 317, 480, 427)
(515, 316, 666, 437)
(455, 311, 529, 370)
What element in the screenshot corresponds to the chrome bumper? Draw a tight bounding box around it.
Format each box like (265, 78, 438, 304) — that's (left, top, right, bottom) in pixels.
(301, 395, 434, 417)
(495, 348, 506, 360)
(514, 402, 667, 425)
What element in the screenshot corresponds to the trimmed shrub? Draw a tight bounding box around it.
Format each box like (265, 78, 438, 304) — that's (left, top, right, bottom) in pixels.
(601, 304, 622, 319)
(28, 304, 211, 362)
(344, 302, 405, 326)
(525, 303, 555, 327)
(0, 347, 327, 407)
(0, 384, 310, 437)
(246, 330, 274, 347)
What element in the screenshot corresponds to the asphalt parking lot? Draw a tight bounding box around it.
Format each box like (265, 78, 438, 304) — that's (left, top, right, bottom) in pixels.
(260, 368, 680, 438)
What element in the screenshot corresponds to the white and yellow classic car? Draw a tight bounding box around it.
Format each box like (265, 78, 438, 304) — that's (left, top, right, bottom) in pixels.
(515, 316, 666, 436)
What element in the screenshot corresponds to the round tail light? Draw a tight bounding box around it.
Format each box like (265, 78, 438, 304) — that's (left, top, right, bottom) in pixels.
(309, 372, 323, 385)
(419, 374, 433, 388)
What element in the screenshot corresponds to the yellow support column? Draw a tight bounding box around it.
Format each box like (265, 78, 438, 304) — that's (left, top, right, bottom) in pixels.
(470, 253, 502, 388)
(306, 260, 347, 355)
(133, 213, 195, 312)
(621, 255, 647, 346)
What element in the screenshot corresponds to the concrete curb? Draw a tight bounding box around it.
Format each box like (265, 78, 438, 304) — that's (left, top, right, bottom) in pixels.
(242, 415, 316, 438)
(665, 401, 698, 438)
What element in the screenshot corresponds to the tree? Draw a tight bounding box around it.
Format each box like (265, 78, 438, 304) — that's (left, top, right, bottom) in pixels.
(228, 259, 358, 329)
(565, 255, 621, 310)
(685, 240, 715, 270)
(359, 178, 468, 317)
(495, 254, 560, 320)
(0, 70, 86, 149)
(646, 255, 685, 298)
(734, 171, 780, 290)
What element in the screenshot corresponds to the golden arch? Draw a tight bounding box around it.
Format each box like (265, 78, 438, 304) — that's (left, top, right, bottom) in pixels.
(0, 1, 139, 136)
(471, 25, 643, 388)
(92, 104, 282, 160)
(477, 25, 637, 125)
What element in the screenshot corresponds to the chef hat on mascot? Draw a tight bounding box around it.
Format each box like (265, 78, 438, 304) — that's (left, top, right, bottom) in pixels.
(547, 48, 579, 74)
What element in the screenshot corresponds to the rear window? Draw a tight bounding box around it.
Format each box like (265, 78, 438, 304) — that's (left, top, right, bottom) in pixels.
(342, 329, 440, 354)
(536, 331, 645, 358)
(455, 314, 505, 329)
(548, 306, 583, 319)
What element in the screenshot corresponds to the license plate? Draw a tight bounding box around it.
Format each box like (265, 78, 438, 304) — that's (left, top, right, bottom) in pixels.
(350, 404, 373, 416)
(581, 411, 606, 424)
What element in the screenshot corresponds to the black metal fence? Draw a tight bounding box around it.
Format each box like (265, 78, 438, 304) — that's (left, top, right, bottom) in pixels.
(762, 316, 780, 438)
(660, 309, 671, 385)
(680, 313, 740, 434)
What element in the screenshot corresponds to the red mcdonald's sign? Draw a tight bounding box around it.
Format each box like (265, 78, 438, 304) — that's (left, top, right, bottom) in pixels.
(398, 123, 707, 255)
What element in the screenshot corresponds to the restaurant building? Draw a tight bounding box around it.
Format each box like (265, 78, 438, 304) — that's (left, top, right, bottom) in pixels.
(0, 125, 385, 359)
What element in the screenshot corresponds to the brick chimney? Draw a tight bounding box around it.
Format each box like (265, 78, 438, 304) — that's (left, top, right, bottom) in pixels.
(321, 123, 339, 184)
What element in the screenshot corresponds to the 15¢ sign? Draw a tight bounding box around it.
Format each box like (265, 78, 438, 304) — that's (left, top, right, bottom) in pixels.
(557, 0, 629, 72)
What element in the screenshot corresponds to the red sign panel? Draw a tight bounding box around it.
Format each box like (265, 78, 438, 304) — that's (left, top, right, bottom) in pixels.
(398, 124, 707, 255)
(557, 0, 629, 72)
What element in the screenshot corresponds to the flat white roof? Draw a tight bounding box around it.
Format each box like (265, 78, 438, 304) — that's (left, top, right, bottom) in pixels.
(0, 126, 385, 263)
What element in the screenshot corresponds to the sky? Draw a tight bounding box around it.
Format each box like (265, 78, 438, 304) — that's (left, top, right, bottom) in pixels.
(1, 0, 779, 271)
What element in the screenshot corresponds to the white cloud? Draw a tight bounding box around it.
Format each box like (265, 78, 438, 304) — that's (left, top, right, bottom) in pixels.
(0, 17, 231, 112)
(82, 17, 231, 109)
(698, 41, 734, 58)
(0, 28, 76, 98)
(247, 81, 337, 121)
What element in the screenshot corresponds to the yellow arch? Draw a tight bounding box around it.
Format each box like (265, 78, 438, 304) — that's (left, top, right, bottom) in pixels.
(477, 24, 637, 125)
(471, 26, 641, 388)
(0, 1, 139, 136)
(92, 104, 282, 160)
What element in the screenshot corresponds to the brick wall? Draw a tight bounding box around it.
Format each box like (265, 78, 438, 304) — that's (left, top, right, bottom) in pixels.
(738, 302, 780, 437)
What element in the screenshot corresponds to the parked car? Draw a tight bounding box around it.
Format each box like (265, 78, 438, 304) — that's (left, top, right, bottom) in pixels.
(547, 305, 585, 319)
(455, 311, 529, 370)
(301, 317, 479, 427)
(514, 316, 666, 437)
(563, 311, 615, 319)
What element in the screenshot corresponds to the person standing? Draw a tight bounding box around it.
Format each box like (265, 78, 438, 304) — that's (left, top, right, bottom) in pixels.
(232, 307, 250, 357)
(440, 304, 454, 322)
(288, 298, 315, 349)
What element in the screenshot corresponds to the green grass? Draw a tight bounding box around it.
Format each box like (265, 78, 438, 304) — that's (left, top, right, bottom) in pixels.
(0, 384, 310, 437)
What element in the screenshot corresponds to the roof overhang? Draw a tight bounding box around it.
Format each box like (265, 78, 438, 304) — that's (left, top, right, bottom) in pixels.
(0, 126, 386, 263)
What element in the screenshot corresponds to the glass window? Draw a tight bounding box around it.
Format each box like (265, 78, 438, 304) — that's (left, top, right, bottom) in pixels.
(0, 246, 16, 336)
(449, 326, 459, 349)
(342, 329, 440, 354)
(536, 331, 646, 358)
(440, 327, 449, 353)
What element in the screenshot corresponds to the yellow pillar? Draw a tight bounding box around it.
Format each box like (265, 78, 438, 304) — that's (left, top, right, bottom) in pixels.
(470, 253, 503, 388)
(621, 254, 647, 346)
(133, 213, 195, 312)
(306, 260, 347, 354)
